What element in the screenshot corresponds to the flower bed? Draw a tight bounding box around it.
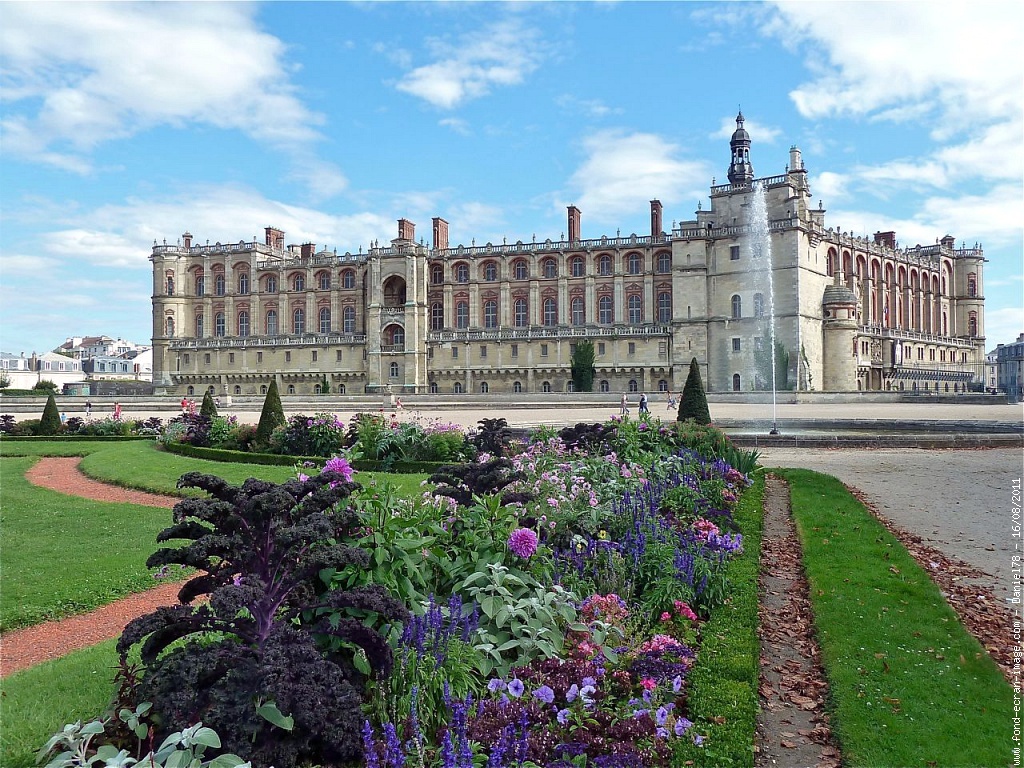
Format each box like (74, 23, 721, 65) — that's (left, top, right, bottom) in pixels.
(39, 416, 759, 768)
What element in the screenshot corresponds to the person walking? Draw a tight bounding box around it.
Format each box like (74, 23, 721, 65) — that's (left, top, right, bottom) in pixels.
(113, 402, 122, 420)
(638, 393, 649, 414)
(620, 393, 629, 416)
(85, 400, 92, 417)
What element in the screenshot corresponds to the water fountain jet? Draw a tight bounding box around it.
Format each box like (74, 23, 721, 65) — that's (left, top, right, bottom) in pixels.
(749, 181, 779, 435)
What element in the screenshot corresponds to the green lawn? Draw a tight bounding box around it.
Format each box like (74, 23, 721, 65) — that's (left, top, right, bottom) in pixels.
(777, 469, 1011, 768)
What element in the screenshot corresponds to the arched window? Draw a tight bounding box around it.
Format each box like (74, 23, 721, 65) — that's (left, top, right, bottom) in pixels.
(514, 298, 528, 327)
(265, 275, 277, 293)
(566, 381, 575, 392)
(237, 310, 250, 337)
(571, 256, 585, 277)
(338, 383, 346, 394)
(288, 385, 295, 394)
(453, 382, 463, 394)
(967, 273, 977, 297)
(195, 313, 204, 337)
(456, 263, 469, 283)
(166, 275, 175, 295)
(165, 316, 175, 336)
(234, 385, 241, 395)
(658, 379, 668, 392)
(342, 270, 356, 289)
(259, 384, 267, 395)
(430, 264, 444, 284)
(968, 311, 978, 336)
(600, 380, 610, 393)
(598, 254, 612, 276)
(571, 297, 585, 326)
(753, 293, 765, 319)
(388, 326, 405, 348)
(196, 274, 205, 296)
(513, 381, 522, 393)
(431, 302, 444, 331)
(628, 379, 638, 393)
(483, 299, 498, 329)
(456, 301, 469, 329)
(319, 307, 331, 334)
(514, 260, 528, 280)
(187, 386, 195, 396)
(318, 272, 331, 291)
(483, 261, 498, 281)
(731, 294, 742, 319)
(733, 373, 741, 391)
(627, 253, 642, 274)
(657, 292, 671, 322)
(314, 384, 322, 394)
(543, 297, 557, 326)
(543, 258, 557, 278)
(429, 381, 438, 394)
(657, 252, 671, 273)
(599, 295, 613, 324)
(215, 273, 226, 296)
(238, 273, 250, 294)
(480, 382, 489, 394)
(293, 307, 305, 335)
(215, 312, 226, 337)
(265, 309, 278, 335)
(292, 274, 305, 291)
(343, 306, 356, 333)
(628, 295, 642, 324)
(542, 381, 551, 393)
(390, 362, 399, 378)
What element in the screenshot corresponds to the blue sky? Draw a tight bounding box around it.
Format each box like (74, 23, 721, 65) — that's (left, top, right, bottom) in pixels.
(2, 1, 1021, 355)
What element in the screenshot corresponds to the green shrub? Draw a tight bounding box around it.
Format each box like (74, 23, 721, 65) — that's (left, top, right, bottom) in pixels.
(32, 379, 58, 393)
(10, 418, 40, 436)
(677, 357, 711, 425)
(254, 380, 285, 447)
(200, 390, 218, 417)
(38, 394, 62, 436)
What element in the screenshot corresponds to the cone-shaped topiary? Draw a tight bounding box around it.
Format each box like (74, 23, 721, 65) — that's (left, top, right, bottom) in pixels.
(200, 390, 218, 418)
(677, 357, 711, 425)
(39, 392, 62, 435)
(255, 379, 285, 446)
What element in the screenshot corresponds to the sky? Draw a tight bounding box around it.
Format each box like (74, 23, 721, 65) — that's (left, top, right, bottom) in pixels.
(1, 0, 1022, 355)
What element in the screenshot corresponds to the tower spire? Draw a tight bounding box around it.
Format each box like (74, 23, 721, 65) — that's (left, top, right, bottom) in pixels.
(727, 110, 754, 185)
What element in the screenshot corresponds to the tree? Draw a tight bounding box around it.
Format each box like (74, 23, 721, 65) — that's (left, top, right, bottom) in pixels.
(677, 357, 711, 425)
(39, 392, 62, 435)
(200, 390, 218, 417)
(570, 340, 597, 392)
(32, 379, 58, 393)
(320, 374, 330, 395)
(0, 370, 10, 389)
(255, 379, 285, 446)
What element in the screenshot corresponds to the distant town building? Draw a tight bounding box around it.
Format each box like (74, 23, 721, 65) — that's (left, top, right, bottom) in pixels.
(995, 333, 1024, 401)
(150, 113, 986, 396)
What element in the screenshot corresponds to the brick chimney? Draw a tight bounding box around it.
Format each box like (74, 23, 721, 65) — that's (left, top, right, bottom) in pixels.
(432, 217, 449, 251)
(398, 218, 416, 242)
(300, 242, 316, 259)
(567, 205, 581, 243)
(182, 231, 192, 249)
(873, 231, 896, 250)
(265, 227, 285, 249)
(650, 200, 663, 237)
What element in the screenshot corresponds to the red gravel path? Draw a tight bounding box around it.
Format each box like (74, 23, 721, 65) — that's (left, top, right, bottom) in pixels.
(1, 457, 183, 678)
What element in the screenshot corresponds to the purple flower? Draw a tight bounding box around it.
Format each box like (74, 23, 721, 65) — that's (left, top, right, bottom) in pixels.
(362, 721, 380, 768)
(532, 685, 555, 705)
(656, 706, 669, 726)
(674, 717, 693, 737)
(581, 676, 597, 688)
(672, 675, 683, 693)
(508, 528, 539, 558)
(487, 678, 506, 693)
(694, 734, 705, 746)
(324, 455, 355, 482)
(657, 727, 670, 738)
(566, 683, 579, 702)
(507, 678, 525, 698)
(556, 708, 571, 725)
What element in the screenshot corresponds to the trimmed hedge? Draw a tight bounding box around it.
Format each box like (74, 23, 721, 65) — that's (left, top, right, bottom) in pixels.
(673, 473, 763, 767)
(0, 435, 152, 442)
(162, 441, 445, 475)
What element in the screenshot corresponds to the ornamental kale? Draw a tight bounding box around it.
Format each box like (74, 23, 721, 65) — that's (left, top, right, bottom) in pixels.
(117, 471, 408, 768)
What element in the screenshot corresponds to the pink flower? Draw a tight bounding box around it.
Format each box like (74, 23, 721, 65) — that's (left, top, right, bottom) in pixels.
(640, 678, 658, 691)
(323, 456, 354, 482)
(660, 611, 672, 622)
(508, 527, 539, 558)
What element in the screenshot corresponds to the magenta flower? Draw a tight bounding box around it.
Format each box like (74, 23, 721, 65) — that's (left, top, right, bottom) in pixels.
(323, 456, 355, 482)
(507, 527, 539, 558)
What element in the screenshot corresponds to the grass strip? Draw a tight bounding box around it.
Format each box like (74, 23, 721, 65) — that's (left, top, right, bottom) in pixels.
(672, 473, 763, 767)
(0, 641, 120, 768)
(0, 458, 174, 631)
(777, 469, 1011, 768)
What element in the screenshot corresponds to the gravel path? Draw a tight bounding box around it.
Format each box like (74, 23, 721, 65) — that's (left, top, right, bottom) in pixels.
(1, 458, 182, 678)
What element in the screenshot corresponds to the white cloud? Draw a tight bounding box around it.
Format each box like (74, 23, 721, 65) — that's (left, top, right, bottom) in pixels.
(712, 115, 782, 144)
(439, 118, 471, 136)
(394, 19, 545, 109)
(0, 3, 325, 169)
(0, 254, 61, 276)
(811, 171, 849, 201)
(566, 130, 711, 225)
(556, 95, 621, 119)
(985, 306, 1024, 346)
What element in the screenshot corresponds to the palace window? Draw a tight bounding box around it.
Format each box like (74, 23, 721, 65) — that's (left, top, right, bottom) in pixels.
(658, 379, 668, 392)
(628, 295, 642, 324)
(265, 275, 277, 293)
(514, 299, 528, 327)
(754, 293, 765, 319)
(390, 362, 399, 378)
(571, 255, 585, 277)
(483, 261, 498, 281)
(196, 274, 205, 296)
(195, 314, 204, 337)
(293, 308, 305, 335)
(214, 312, 226, 337)
(571, 297, 585, 326)
(342, 270, 356, 289)
(599, 295, 613, 324)
(730, 245, 740, 261)
(215, 273, 226, 296)
(237, 311, 250, 337)
(456, 301, 469, 329)
(628, 379, 638, 393)
(292, 274, 305, 291)
(513, 381, 522, 393)
(543, 258, 557, 279)
(265, 309, 278, 335)
(732, 337, 741, 352)
(514, 260, 528, 280)
(658, 292, 671, 322)
(600, 380, 609, 393)
(165, 316, 175, 335)
(657, 252, 671, 273)
(431, 302, 444, 331)
(733, 373, 741, 391)
(628, 342, 636, 355)
(343, 306, 356, 333)
(543, 297, 557, 326)
(511, 344, 518, 358)
(456, 263, 469, 283)
(968, 311, 978, 336)
(453, 382, 463, 394)
(318, 272, 331, 291)
(479, 345, 487, 358)
(731, 294, 742, 319)
(319, 307, 331, 334)
(429, 381, 438, 394)
(598, 254, 612, 276)
(238, 273, 250, 295)
(480, 382, 489, 394)
(483, 299, 498, 329)
(540, 344, 548, 357)
(166, 275, 175, 295)
(967, 273, 977, 297)
(627, 253, 641, 274)
(542, 381, 551, 393)
(430, 264, 443, 284)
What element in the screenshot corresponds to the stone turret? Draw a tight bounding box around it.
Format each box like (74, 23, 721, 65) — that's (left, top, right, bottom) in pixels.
(822, 282, 859, 391)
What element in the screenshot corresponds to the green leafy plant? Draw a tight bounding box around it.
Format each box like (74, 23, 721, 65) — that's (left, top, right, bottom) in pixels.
(677, 357, 711, 425)
(253, 380, 285, 448)
(32, 379, 58, 393)
(39, 393, 62, 435)
(200, 390, 218, 417)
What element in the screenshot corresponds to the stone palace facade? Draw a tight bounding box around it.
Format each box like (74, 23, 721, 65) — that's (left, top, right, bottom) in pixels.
(150, 114, 986, 396)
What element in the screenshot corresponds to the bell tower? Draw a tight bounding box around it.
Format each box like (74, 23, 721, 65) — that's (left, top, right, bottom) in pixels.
(727, 110, 754, 185)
